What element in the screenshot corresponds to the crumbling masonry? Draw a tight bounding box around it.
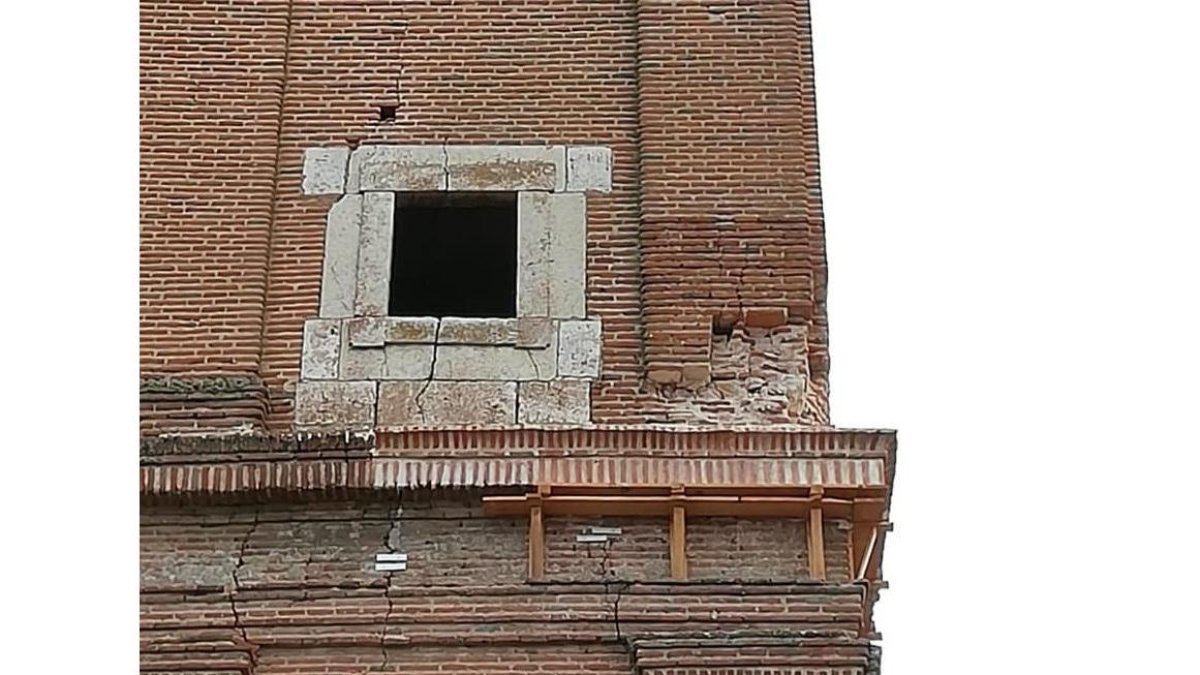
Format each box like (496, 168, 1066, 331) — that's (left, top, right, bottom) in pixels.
(140, 2, 896, 674)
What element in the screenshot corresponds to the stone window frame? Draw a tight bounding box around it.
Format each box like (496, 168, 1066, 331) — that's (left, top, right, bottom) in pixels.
(295, 144, 611, 429)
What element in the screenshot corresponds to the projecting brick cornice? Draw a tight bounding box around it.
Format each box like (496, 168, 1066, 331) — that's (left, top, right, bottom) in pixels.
(139, 426, 896, 499)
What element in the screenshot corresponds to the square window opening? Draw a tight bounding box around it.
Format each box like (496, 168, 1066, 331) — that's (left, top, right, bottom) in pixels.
(389, 192, 518, 318)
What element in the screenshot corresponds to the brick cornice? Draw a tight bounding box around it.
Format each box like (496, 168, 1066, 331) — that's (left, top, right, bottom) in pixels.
(142, 426, 895, 460)
(139, 426, 896, 500)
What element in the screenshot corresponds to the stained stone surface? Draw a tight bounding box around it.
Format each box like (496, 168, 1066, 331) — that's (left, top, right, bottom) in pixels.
(377, 381, 517, 425)
(445, 145, 565, 191)
(339, 343, 384, 380)
(318, 194, 362, 318)
(434, 335, 558, 381)
(517, 192, 587, 318)
(438, 318, 518, 345)
(558, 320, 602, 378)
(517, 380, 591, 425)
(302, 146, 349, 195)
(301, 319, 340, 380)
(382, 345, 435, 379)
(565, 146, 612, 193)
(353, 192, 395, 317)
(346, 317, 387, 348)
(516, 317, 553, 349)
(347, 145, 446, 192)
(294, 381, 376, 429)
(387, 317, 439, 344)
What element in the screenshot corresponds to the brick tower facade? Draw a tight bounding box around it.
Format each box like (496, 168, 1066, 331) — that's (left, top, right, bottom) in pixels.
(140, 2, 896, 674)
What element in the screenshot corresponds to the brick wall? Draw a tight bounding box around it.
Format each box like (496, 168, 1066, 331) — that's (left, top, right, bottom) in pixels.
(142, 497, 848, 589)
(139, 0, 831, 431)
(142, 498, 872, 673)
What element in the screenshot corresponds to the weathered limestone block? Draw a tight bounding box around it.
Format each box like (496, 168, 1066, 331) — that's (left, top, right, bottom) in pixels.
(348, 316, 441, 346)
(517, 381, 591, 425)
(434, 333, 558, 381)
(347, 145, 446, 192)
(446, 145, 565, 191)
(386, 317, 439, 344)
(382, 345, 435, 379)
(377, 381, 517, 425)
(346, 316, 386, 348)
(340, 340, 433, 380)
(565, 146, 612, 193)
(319, 194, 362, 318)
(558, 319, 602, 378)
(517, 192, 586, 318)
(516, 317, 553, 349)
(294, 381, 376, 429)
(301, 319, 340, 380)
(339, 343, 384, 380)
(302, 146, 349, 195)
(353, 192, 395, 317)
(438, 318, 517, 345)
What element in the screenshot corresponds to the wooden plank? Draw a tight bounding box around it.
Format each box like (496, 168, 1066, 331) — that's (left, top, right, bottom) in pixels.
(851, 521, 873, 579)
(807, 487, 826, 581)
(527, 489, 546, 580)
(482, 491, 886, 520)
(670, 486, 687, 580)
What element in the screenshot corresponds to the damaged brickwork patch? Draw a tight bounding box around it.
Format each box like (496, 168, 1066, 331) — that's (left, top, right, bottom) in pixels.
(651, 325, 830, 426)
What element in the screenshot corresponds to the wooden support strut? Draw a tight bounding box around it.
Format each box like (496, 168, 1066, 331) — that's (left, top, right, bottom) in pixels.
(807, 485, 826, 581)
(527, 485, 548, 580)
(669, 484, 687, 580)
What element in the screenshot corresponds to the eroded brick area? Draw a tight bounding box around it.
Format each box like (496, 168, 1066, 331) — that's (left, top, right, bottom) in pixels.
(140, 1, 892, 672)
(652, 323, 831, 425)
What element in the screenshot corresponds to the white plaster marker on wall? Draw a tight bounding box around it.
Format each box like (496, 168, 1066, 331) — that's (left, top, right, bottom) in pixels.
(374, 552, 408, 572)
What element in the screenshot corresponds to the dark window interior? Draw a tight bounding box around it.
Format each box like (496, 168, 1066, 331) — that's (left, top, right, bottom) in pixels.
(389, 192, 517, 318)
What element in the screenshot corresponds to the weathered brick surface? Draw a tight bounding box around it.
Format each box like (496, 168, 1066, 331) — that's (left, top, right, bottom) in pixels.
(139, 2, 891, 671)
(140, 0, 830, 430)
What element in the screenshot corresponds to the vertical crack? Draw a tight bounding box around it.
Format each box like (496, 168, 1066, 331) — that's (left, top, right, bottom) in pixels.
(525, 349, 543, 380)
(413, 326, 439, 423)
(230, 508, 261, 669)
(604, 578, 631, 644)
(440, 143, 450, 189)
(370, 502, 403, 674)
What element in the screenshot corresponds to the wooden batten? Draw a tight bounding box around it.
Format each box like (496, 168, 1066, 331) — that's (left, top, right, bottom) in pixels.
(527, 486, 547, 580)
(806, 486, 826, 580)
(669, 485, 687, 580)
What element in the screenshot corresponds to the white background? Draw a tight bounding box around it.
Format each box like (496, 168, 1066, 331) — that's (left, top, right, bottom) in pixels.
(2, 1, 1197, 672)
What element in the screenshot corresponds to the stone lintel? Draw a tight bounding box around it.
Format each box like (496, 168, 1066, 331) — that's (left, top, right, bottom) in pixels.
(446, 145, 565, 192)
(347, 145, 446, 192)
